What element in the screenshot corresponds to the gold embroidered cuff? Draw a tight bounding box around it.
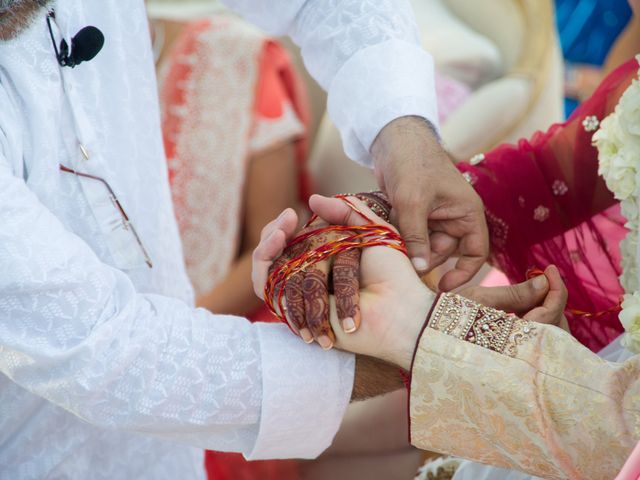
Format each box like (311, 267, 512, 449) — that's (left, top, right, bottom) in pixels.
(427, 293, 536, 357)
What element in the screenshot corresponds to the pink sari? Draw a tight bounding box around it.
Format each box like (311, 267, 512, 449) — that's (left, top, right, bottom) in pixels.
(458, 59, 640, 352)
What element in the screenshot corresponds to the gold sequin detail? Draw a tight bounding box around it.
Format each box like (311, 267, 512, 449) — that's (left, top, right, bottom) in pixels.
(427, 293, 536, 357)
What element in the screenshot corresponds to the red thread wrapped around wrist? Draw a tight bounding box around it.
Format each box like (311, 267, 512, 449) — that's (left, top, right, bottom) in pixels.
(264, 195, 407, 326)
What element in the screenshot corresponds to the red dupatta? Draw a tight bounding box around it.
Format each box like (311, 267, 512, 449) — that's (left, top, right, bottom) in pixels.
(458, 58, 640, 352)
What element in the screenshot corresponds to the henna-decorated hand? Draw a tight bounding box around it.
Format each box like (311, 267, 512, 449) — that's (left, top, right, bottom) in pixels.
(272, 224, 360, 350)
(258, 193, 391, 350)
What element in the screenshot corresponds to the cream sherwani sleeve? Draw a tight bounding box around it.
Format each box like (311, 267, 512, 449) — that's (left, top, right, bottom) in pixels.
(410, 294, 640, 480)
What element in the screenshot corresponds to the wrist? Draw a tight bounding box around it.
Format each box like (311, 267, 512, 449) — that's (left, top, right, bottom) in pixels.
(385, 284, 435, 371)
(371, 116, 443, 165)
(351, 355, 404, 402)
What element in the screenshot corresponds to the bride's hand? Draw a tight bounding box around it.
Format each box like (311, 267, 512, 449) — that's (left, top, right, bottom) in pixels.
(252, 203, 366, 349)
(253, 193, 392, 350)
(295, 195, 434, 366)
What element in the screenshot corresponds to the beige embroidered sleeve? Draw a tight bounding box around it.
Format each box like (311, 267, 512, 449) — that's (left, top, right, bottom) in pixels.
(410, 293, 640, 480)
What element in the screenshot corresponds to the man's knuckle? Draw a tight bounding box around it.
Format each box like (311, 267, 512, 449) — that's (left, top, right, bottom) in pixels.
(508, 286, 525, 305)
(394, 191, 425, 209)
(402, 232, 428, 244)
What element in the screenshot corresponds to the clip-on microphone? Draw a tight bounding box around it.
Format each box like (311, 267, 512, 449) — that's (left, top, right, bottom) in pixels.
(46, 10, 105, 68)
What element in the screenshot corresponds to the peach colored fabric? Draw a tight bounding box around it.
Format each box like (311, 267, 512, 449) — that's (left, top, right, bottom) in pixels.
(158, 16, 309, 480)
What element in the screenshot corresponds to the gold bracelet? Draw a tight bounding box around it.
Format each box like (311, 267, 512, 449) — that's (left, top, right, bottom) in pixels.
(340, 191, 392, 222)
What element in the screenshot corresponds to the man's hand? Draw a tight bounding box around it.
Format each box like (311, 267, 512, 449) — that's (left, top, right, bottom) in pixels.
(461, 265, 570, 333)
(371, 116, 488, 290)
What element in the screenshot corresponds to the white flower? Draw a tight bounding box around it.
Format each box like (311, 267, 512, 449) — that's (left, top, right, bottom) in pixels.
(597, 57, 640, 354)
(621, 260, 639, 293)
(602, 147, 637, 200)
(621, 198, 639, 227)
(415, 457, 462, 480)
(594, 114, 628, 186)
(594, 115, 621, 168)
(618, 78, 640, 139)
(620, 231, 639, 291)
(621, 293, 640, 353)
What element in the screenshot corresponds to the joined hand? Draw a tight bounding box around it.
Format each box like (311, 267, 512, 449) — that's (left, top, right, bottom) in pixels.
(253, 196, 569, 362)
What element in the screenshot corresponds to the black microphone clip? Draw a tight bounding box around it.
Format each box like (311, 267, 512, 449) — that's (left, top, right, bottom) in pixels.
(47, 11, 105, 68)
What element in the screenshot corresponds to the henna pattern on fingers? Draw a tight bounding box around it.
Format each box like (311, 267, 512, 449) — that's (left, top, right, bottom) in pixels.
(302, 268, 332, 339)
(285, 273, 305, 330)
(264, 196, 407, 340)
(333, 248, 361, 324)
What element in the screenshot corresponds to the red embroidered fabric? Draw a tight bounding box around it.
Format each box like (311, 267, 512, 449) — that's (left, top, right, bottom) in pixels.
(458, 58, 639, 352)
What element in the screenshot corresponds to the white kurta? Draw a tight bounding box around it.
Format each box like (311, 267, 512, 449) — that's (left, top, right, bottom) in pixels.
(222, 0, 439, 165)
(0, 0, 438, 478)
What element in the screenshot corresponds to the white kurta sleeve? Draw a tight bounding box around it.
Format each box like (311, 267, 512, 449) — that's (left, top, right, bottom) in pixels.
(0, 150, 354, 460)
(221, 0, 438, 166)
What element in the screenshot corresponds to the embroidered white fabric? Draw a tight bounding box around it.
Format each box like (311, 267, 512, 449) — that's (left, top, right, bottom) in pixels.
(222, 0, 439, 166)
(0, 1, 356, 478)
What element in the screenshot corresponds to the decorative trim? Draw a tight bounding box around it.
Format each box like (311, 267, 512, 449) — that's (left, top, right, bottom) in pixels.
(426, 293, 536, 357)
(582, 115, 600, 132)
(341, 191, 392, 221)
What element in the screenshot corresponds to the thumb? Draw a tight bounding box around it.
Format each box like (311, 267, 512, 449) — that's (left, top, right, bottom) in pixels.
(461, 274, 549, 314)
(309, 194, 394, 229)
(393, 196, 431, 273)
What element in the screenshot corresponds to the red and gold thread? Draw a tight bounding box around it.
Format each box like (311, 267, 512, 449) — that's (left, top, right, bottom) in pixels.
(265, 196, 407, 324)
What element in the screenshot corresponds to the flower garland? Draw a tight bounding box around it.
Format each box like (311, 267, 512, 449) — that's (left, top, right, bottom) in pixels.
(593, 55, 640, 352)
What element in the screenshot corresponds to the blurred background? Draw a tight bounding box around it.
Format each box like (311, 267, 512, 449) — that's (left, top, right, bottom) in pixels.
(145, 1, 638, 479)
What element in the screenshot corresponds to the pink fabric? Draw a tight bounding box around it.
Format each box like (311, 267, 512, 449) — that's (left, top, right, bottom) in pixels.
(480, 268, 509, 287)
(459, 59, 640, 352)
(617, 442, 640, 480)
(435, 71, 471, 124)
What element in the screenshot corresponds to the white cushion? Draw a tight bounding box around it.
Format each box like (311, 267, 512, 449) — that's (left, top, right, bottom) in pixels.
(441, 76, 533, 159)
(412, 0, 503, 87)
(444, 0, 525, 70)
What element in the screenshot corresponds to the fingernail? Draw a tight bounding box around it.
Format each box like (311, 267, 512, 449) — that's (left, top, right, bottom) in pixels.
(411, 257, 429, 272)
(300, 328, 313, 343)
(342, 317, 356, 333)
(318, 335, 334, 350)
(276, 209, 288, 224)
(533, 275, 548, 290)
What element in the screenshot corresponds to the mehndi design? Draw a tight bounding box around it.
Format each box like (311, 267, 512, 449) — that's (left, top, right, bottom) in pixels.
(265, 193, 405, 341)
